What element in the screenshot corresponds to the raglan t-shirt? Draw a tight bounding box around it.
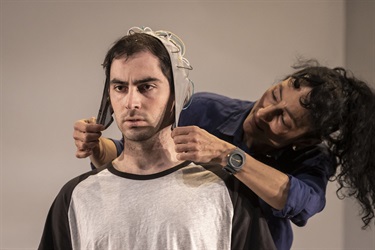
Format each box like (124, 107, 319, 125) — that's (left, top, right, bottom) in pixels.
(39, 161, 276, 250)
(110, 92, 336, 250)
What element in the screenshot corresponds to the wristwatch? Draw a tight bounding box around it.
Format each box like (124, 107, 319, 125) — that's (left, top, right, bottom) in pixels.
(223, 148, 246, 174)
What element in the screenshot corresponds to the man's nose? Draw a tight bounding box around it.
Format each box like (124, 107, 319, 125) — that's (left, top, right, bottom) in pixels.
(125, 88, 141, 110)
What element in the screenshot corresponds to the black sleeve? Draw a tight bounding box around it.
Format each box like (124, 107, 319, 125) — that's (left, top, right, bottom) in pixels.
(37, 172, 92, 250)
(38, 193, 73, 250)
(230, 178, 276, 250)
(202, 164, 276, 250)
(38, 166, 111, 249)
(38, 168, 105, 249)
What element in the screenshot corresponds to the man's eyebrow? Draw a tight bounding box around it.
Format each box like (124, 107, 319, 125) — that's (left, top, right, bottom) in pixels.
(280, 85, 298, 125)
(133, 77, 160, 85)
(110, 78, 127, 84)
(110, 77, 160, 85)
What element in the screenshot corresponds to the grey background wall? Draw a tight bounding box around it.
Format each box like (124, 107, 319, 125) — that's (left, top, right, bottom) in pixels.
(1, 0, 374, 249)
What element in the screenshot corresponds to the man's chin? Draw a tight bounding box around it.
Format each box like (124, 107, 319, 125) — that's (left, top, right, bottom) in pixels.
(124, 134, 152, 142)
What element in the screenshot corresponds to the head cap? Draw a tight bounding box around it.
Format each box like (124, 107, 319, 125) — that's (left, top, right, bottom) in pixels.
(128, 26, 194, 126)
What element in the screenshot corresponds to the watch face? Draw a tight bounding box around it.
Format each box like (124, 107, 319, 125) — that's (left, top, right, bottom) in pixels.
(224, 148, 246, 174)
(229, 153, 243, 168)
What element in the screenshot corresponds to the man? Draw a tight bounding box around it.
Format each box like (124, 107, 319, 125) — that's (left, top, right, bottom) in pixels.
(39, 27, 276, 250)
(74, 60, 375, 249)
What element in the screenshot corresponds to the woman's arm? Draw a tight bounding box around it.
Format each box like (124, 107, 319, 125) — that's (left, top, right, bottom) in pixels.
(73, 118, 118, 168)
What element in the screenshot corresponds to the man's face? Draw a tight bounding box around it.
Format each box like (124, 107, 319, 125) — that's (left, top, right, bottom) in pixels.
(109, 51, 174, 142)
(243, 78, 313, 151)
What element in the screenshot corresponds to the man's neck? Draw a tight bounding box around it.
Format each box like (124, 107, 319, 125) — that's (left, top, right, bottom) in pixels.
(113, 126, 183, 175)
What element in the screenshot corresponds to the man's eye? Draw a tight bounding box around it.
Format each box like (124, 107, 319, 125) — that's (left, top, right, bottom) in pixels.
(138, 84, 154, 93)
(114, 85, 127, 92)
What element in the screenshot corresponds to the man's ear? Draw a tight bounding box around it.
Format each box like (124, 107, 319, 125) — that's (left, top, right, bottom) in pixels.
(292, 137, 321, 151)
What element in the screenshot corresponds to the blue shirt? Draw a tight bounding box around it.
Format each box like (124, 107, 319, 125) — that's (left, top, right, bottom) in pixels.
(112, 92, 336, 250)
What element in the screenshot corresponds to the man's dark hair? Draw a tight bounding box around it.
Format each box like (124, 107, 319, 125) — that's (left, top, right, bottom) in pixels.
(102, 32, 174, 93)
(286, 59, 375, 228)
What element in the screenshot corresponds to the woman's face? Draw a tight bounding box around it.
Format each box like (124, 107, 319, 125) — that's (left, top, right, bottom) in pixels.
(243, 78, 313, 151)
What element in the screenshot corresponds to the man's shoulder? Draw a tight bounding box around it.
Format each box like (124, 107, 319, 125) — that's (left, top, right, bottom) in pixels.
(58, 165, 110, 200)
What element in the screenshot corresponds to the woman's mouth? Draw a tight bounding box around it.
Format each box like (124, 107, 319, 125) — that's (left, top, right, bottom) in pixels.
(252, 114, 264, 132)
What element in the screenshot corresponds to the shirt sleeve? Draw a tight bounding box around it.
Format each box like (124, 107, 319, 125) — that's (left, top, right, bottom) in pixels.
(89, 138, 124, 170)
(271, 150, 335, 226)
(38, 181, 76, 250)
(38, 169, 106, 249)
(110, 138, 124, 156)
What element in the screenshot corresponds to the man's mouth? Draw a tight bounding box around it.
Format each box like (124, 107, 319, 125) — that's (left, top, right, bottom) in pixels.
(124, 117, 146, 126)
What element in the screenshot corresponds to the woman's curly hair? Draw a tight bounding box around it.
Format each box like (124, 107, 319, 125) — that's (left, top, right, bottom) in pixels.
(286, 59, 375, 228)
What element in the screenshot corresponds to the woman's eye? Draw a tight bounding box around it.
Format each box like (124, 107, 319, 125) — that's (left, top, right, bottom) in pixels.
(281, 113, 291, 128)
(281, 115, 286, 125)
(272, 89, 278, 101)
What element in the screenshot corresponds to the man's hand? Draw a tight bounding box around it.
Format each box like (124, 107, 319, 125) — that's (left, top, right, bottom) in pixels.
(73, 117, 105, 158)
(171, 126, 235, 166)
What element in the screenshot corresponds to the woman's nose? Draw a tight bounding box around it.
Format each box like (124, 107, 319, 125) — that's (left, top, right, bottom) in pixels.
(257, 104, 282, 123)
